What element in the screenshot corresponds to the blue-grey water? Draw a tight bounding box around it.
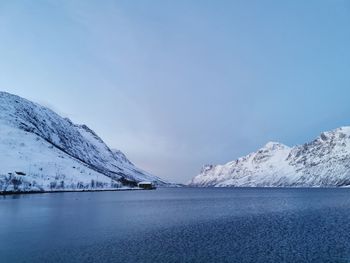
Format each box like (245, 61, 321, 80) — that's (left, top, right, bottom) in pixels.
(1, 188, 350, 263)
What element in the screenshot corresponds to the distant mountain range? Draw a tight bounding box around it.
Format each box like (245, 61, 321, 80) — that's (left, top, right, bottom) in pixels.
(189, 128, 350, 187)
(0, 91, 167, 193)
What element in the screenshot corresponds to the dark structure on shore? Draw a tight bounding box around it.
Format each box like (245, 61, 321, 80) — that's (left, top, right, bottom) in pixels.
(138, 182, 156, 190)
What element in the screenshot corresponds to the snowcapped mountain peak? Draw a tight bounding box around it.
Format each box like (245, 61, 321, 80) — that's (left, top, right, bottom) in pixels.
(189, 126, 350, 187)
(332, 126, 350, 134)
(262, 141, 289, 151)
(0, 91, 167, 193)
(316, 126, 350, 142)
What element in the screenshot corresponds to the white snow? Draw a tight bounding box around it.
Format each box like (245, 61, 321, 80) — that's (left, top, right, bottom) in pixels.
(0, 91, 167, 193)
(189, 127, 350, 187)
(0, 123, 118, 192)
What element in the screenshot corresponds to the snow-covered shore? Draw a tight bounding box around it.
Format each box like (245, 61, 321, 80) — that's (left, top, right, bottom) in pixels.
(0, 187, 152, 196)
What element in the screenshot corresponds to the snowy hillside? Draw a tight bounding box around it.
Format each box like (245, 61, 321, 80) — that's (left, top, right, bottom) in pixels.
(189, 127, 350, 187)
(0, 92, 166, 193)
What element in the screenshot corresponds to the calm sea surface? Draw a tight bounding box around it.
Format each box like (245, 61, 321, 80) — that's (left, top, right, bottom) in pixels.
(1, 187, 350, 263)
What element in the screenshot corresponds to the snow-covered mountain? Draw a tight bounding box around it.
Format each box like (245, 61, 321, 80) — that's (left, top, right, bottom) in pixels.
(189, 127, 350, 187)
(0, 91, 167, 193)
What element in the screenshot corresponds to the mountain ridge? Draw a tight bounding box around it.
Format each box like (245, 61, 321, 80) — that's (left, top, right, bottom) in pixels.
(0, 91, 167, 193)
(189, 126, 350, 187)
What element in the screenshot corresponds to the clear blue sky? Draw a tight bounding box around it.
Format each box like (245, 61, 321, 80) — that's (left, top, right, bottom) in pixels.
(1, 0, 350, 183)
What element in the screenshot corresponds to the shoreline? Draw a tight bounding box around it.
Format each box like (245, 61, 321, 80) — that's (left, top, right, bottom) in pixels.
(0, 187, 150, 196)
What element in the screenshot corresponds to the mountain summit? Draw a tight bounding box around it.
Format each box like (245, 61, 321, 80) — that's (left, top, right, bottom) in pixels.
(189, 127, 350, 187)
(0, 91, 166, 193)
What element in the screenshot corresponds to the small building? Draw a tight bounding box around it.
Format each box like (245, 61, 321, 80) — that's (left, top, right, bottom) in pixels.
(138, 181, 156, 190)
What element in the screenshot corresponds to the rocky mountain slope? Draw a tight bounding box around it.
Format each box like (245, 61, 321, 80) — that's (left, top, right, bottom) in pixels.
(189, 127, 350, 187)
(0, 91, 166, 193)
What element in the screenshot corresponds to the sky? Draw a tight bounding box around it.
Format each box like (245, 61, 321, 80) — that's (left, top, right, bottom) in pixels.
(0, 0, 350, 183)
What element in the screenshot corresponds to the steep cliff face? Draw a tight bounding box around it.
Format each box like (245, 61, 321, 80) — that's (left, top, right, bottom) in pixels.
(0, 91, 166, 193)
(189, 127, 350, 187)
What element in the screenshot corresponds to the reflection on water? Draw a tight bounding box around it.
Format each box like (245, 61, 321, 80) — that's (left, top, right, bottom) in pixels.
(1, 188, 350, 263)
